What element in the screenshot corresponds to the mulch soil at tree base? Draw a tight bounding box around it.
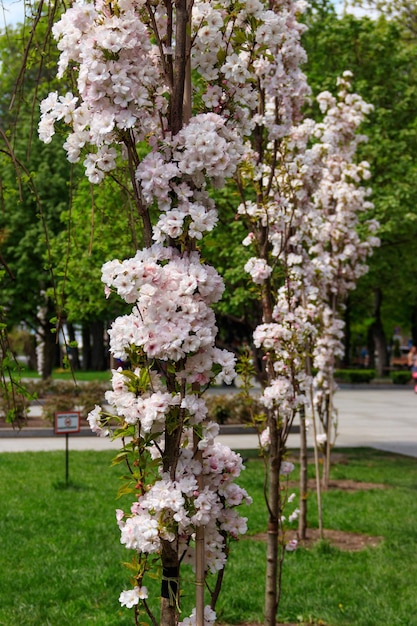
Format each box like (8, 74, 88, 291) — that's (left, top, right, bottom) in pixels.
(223, 622, 326, 626)
(289, 477, 387, 493)
(250, 527, 383, 551)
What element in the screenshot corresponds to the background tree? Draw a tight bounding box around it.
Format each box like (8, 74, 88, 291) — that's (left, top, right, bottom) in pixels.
(302, 2, 417, 371)
(48, 174, 142, 370)
(0, 12, 72, 377)
(350, 0, 417, 39)
(0, 7, 140, 376)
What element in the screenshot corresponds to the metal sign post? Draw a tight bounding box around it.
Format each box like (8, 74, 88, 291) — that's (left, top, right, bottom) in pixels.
(55, 412, 81, 486)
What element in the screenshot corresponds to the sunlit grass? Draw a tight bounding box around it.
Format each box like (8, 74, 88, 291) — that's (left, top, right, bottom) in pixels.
(1, 448, 417, 625)
(20, 368, 112, 382)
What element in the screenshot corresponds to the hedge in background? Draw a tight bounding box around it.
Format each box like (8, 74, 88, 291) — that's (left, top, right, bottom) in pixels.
(390, 370, 412, 385)
(334, 370, 376, 384)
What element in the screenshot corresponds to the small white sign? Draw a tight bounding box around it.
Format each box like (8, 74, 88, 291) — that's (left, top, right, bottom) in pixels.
(55, 412, 81, 434)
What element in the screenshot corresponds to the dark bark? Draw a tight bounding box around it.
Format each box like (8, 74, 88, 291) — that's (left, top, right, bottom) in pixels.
(411, 304, 417, 346)
(264, 417, 282, 626)
(342, 298, 351, 368)
(89, 320, 108, 371)
(40, 321, 57, 379)
(298, 406, 308, 540)
(67, 322, 80, 370)
(170, 0, 189, 136)
(81, 323, 91, 371)
(160, 540, 180, 626)
(367, 323, 376, 369)
(370, 288, 388, 377)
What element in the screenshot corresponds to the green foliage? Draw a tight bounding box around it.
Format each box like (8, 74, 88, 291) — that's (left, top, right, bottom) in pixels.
(352, 0, 417, 40)
(201, 183, 260, 339)
(0, 17, 73, 374)
(302, 5, 417, 350)
(334, 369, 376, 383)
(49, 175, 139, 323)
(0, 16, 139, 379)
(0, 309, 34, 427)
(390, 369, 412, 384)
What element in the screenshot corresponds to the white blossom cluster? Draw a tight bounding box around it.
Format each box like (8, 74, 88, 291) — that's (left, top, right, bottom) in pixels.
(89, 361, 251, 613)
(306, 73, 379, 407)
(100, 245, 235, 384)
(253, 301, 317, 419)
(137, 114, 244, 243)
(179, 605, 216, 626)
(39, 0, 165, 182)
(38, 0, 266, 619)
(115, 442, 251, 573)
(190, 0, 310, 139)
(86, 238, 247, 614)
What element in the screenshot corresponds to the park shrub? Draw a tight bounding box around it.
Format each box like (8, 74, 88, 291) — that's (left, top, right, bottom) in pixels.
(390, 370, 412, 385)
(205, 392, 263, 425)
(334, 369, 376, 384)
(0, 393, 30, 427)
(24, 380, 108, 423)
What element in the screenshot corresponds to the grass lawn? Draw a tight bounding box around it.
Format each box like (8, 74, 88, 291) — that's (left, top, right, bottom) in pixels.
(20, 369, 112, 382)
(1, 447, 417, 625)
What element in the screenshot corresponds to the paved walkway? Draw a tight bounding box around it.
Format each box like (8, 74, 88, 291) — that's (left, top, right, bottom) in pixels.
(1, 387, 416, 457)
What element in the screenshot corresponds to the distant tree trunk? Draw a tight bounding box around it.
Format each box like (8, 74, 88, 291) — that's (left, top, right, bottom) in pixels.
(367, 323, 376, 369)
(264, 417, 284, 626)
(82, 323, 92, 371)
(370, 288, 388, 377)
(342, 298, 351, 368)
(67, 323, 80, 370)
(322, 392, 333, 490)
(90, 320, 108, 370)
(410, 305, 417, 346)
(25, 333, 37, 370)
(41, 322, 57, 379)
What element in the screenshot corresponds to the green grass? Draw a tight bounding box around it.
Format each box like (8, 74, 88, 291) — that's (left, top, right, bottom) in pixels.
(1, 448, 417, 625)
(20, 368, 112, 382)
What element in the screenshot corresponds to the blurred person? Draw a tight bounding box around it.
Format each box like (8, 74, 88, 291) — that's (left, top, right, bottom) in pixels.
(407, 345, 417, 393)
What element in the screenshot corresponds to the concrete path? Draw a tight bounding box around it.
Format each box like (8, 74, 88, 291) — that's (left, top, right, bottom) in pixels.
(332, 387, 417, 458)
(0, 387, 416, 457)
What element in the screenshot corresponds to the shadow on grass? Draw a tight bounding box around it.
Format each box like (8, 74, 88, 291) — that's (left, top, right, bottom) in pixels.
(53, 480, 89, 491)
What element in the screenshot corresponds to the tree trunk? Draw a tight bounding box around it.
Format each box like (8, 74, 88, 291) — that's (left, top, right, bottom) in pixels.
(40, 322, 57, 379)
(410, 304, 417, 346)
(89, 320, 107, 371)
(81, 323, 91, 371)
(160, 408, 182, 626)
(342, 298, 351, 368)
(367, 323, 376, 369)
(160, 539, 180, 626)
(298, 406, 308, 540)
(322, 393, 333, 490)
(264, 414, 283, 626)
(67, 322, 81, 370)
(371, 288, 388, 377)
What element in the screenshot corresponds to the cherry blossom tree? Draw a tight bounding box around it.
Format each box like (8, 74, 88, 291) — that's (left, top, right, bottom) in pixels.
(308, 74, 379, 488)
(234, 56, 379, 626)
(37, 0, 379, 624)
(38, 0, 254, 624)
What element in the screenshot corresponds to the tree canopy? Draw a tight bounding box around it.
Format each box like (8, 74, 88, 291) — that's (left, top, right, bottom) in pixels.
(302, 1, 417, 363)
